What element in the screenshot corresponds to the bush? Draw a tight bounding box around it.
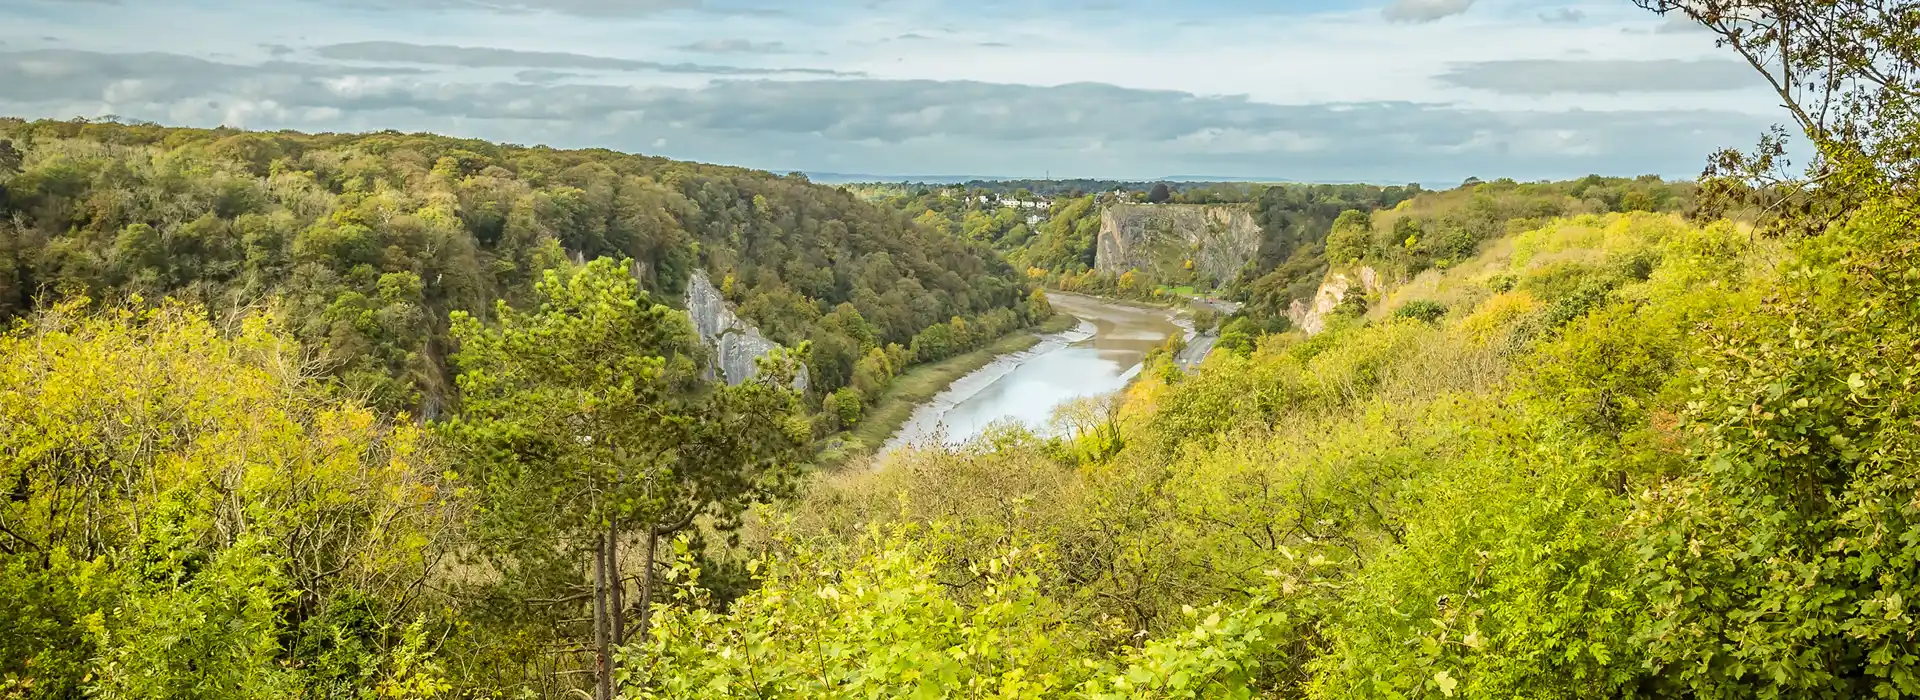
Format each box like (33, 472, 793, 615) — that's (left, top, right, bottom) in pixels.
(1333, 292, 1369, 319)
(1393, 300, 1448, 323)
(827, 387, 864, 428)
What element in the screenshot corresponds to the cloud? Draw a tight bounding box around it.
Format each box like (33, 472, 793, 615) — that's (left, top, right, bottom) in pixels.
(674, 39, 792, 54)
(1382, 0, 1473, 24)
(0, 47, 1773, 180)
(0, 49, 421, 105)
(1651, 14, 1711, 33)
(303, 0, 704, 17)
(312, 41, 859, 76)
(262, 44, 296, 58)
(515, 69, 577, 83)
(1539, 8, 1585, 23)
(1437, 58, 1757, 94)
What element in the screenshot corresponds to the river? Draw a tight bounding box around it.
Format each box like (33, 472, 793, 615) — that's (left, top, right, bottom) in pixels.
(883, 293, 1186, 451)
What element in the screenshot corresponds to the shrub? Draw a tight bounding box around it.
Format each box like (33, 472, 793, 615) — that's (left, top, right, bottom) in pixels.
(827, 387, 863, 428)
(1333, 292, 1369, 319)
(1393, 300, 1448, 323)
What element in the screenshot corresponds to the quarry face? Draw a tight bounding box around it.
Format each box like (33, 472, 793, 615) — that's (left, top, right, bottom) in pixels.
(1095, 204, 1262, 286)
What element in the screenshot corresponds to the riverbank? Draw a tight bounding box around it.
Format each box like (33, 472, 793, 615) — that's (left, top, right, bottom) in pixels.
(880, 293, 1186, 454)
(1047, 290, 1235, 372)
(815, 313, 1078, 468)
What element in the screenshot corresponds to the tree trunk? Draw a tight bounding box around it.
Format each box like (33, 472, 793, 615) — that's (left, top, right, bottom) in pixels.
(593, 534, 612, 700)
(637, 528, 659, 642)
(609, 521, 625, 648)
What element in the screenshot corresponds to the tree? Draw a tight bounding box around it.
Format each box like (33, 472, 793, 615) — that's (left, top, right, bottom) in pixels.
(0, 139, 20, 177)
(1324, 209, 1374, 264)
(1633, 0, 1920, 230)
(1147, 182, 1172, 204)
(827, 387, 863, 428)
(447, 257, 806, 699)
(0, 299, 460, 699)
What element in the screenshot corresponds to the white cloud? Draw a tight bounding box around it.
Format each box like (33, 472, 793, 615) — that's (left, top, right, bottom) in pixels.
(1438, 58, 1758, 95)
(306, 0, 704, 17)
(675, 39, 791, 54)
(1383, 0, 1473, 24)
(1540, 8, 1585, 23)
(312, 41, 859, 76)
(0, 0, 1787, 180)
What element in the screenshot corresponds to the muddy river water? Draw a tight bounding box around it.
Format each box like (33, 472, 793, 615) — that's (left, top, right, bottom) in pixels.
(883, 293, 1185, 451)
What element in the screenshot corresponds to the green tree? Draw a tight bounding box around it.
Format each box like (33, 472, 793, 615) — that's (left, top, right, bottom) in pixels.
(827, 387, 864, 428)
(1323, 209, 1373, 264)
(1147, 182, 1172, 204)
(447, 257, 807, 699)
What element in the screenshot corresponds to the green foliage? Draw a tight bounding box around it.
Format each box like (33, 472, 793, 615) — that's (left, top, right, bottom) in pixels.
(1323, 209, 1373, 264)
(0, 553, 89, 698)
(730, 160, 1900, 698)
(1624, 199, 1920, 698)
(629, 528, 1302, 699)
(826, 386, 864, 428)
(0, 120, 1034, 412)
(1332, 291, 1369, 319)
(1076, 592, 1295, 700)
(1393, 299, 1448, 323)
(445, 256, 809, 696)
(10, 8, 1920, 696)
(631, 530, 1093, 698)
(80, 528, 299, 700)
(1345, 180, 1693, 279)
(0, 299, 461, 699)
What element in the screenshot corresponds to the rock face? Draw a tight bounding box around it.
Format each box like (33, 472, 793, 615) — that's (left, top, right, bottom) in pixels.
(1095, 204, 1262, 283)
(1288, 266, 1383, 336)
(684, 270, 809, 391)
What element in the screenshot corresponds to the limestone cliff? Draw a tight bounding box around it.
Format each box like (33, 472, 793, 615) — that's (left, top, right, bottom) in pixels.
(1095, 204, 1262, 284)
(1288, 266, 1383, 336)
(684, 270, 809, 391)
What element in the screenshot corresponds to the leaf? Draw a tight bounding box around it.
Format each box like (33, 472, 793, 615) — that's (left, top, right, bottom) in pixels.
(1435, 670, 1458, 697)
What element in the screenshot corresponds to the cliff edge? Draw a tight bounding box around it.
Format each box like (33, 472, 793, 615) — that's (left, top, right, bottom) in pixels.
(685, 270, 810, 391)
(1095, 204, 1261, 285)
(1288, 266, 1384, 336)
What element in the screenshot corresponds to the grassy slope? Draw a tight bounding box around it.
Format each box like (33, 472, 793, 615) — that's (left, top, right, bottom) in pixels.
(819, 314, 1078, 467)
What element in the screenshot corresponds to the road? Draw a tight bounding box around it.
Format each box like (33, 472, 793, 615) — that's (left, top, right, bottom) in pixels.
(1174, 296, 1238, 371)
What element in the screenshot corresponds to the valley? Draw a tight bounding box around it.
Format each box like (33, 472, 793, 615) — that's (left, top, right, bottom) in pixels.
(7, 4, 1920, 698)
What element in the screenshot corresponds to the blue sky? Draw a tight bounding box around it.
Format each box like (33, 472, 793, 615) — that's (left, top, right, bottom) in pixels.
(0, 0, 1782, 183)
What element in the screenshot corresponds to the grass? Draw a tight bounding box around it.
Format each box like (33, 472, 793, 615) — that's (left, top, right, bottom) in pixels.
(817, 313, 1078, 467)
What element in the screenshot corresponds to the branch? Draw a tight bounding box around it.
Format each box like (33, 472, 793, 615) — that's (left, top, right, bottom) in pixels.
(652, 509, 699, 536)
(0, 519, 43, 553)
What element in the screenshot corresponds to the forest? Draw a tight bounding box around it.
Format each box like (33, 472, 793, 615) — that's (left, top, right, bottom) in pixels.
(0, 120, 1046, 424)
(879, 172, 1688, 328)
(8, 2, 1920, 699)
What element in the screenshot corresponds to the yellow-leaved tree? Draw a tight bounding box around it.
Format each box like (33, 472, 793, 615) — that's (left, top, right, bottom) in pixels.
(0, 299, 461, 700)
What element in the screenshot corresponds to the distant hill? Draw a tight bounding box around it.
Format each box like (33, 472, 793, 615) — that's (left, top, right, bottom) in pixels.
(804, 172, 1014, 186)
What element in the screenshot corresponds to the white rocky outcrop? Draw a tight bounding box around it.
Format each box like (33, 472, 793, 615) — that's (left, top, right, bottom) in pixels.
(1288, 266, 1383, 336)
(684, 270, 809, 391)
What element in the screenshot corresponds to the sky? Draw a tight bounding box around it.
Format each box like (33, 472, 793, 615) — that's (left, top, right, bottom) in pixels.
(0, 0, 1784, 184)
